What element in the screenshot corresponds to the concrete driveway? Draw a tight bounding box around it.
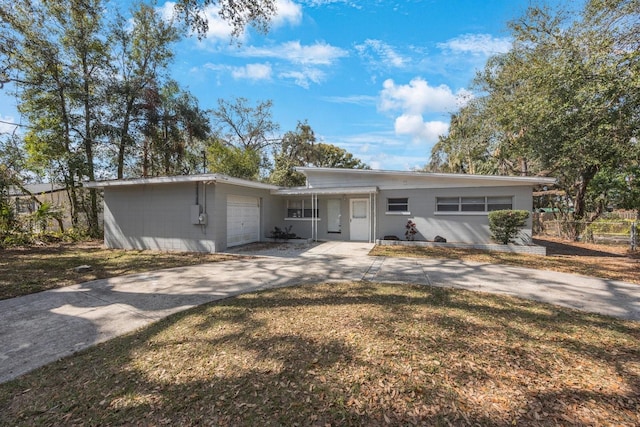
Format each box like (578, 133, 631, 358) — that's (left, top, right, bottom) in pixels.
(1, 241, 639, 384)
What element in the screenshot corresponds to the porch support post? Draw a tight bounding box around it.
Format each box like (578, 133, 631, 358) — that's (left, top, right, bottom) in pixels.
(369, 193, 372, 243)
(310, 194, 314, 241)
(314, 193, 318, 242)
(373, 192, 377, 244)
(311, 192, 318, 242)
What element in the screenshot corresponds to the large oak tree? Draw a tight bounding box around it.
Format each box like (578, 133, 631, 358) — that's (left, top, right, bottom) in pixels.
(431, 0, 639, 235)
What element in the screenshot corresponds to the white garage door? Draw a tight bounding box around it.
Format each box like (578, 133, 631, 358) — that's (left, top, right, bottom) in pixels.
(227, 195, 260, 247)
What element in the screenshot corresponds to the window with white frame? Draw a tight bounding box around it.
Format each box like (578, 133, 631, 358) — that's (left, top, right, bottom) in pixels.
(286, 199, 319, 219)
(436, 196, 513, 213)
(386, 197, 409, 213)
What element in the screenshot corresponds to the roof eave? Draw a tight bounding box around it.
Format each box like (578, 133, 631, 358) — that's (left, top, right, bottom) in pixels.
(86, 174, 278, 191)
(294, 167, 556, 185)
(271, 186, 379, 196)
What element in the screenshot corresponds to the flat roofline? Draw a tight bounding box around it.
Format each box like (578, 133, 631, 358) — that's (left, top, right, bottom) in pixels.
(294, 167, 557, 185)
(272, 186, 379, 196)
(86, 174, 279, 191)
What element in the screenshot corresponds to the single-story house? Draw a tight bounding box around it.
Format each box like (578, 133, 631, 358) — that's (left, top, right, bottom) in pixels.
(86, 167, 556, 253)
(8, 183, 72, 232)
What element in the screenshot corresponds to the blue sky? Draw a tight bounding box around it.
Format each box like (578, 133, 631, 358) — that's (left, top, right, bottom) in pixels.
(1, 0, 546, 171)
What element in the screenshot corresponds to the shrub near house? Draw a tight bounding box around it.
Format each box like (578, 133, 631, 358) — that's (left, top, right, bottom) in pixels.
(488, 210, 530, 244)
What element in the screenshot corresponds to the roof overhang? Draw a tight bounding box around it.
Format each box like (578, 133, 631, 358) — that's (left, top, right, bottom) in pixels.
(294, 167, 557, 186)
(86, 174, 279, 191)
(8, 183, 68, 196)
(272, 186, 379, 196)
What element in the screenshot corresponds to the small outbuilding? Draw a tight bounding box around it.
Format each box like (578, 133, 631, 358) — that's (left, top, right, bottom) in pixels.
(87, 167, 555, 252)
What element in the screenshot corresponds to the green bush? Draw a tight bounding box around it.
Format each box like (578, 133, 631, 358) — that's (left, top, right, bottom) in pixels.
(1, 232, 33, 248)
(585, 219, 632, 235)
(488, 210, 530, 244)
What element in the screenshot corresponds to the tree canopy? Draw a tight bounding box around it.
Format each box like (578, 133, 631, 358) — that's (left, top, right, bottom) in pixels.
(430, 0, 640, 228)
(0, 0, 277, 236)
(270, 121, 369, 187)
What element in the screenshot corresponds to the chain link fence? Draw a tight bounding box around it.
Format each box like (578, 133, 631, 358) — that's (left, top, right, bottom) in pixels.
(533, 213, 638, 250)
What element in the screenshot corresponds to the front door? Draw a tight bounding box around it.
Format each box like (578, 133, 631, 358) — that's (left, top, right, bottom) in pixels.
(349, 198, 369, 241)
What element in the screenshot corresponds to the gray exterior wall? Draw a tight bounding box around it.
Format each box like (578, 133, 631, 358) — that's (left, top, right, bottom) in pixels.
(103, 181, 275, 252)
(100, 170, 541, 252)
(268, 195, 372, 241)
(271, 185, 533, 244)
(375, 186, 533, 244)
(211, 182, 278, 250)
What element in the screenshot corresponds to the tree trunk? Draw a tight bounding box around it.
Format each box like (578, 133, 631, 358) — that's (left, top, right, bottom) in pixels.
(568, 165, 599, 241)
(82, 57, 100, 238)
(117, 99, 135, 179)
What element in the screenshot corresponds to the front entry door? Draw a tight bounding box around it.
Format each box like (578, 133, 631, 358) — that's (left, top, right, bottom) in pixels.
(349, 198, 369, 241)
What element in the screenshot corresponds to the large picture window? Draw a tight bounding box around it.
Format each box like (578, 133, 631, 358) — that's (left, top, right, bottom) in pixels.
(436, 196, 513, 213)
(286, 199, 319, 219)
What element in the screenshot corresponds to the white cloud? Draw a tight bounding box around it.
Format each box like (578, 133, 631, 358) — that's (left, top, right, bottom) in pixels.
(355, 39, 409, 68)
(242, 41, 348, 65)
(158, 1, 241, 42)
(279, 68, 325, 88)
(320, 130, 434, 171)
(237, 40, 347, 88)
(158, 1, 177, 22)
(394, 115, 449, 142)
(272, 0, 303, 28)
(202, 63, 225, 72)
(438, 33, 511, 56)
(201, 4, 243, 41)
(379, 78, 471, 114)
(378, 78, 472, 143)
(159, 0, 301, 44)
(320, 95, 377, 106)
(231, 63, 273, 81)
(299, 0, 357, 6)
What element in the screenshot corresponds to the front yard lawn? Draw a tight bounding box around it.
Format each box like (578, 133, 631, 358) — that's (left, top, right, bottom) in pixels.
(1, 282, 638, 426)
(0, 240, 240, 300)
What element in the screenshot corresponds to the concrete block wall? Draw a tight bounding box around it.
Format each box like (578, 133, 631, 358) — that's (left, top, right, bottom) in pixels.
(375, 186, 534, 245)
(103, 182, 217, 252)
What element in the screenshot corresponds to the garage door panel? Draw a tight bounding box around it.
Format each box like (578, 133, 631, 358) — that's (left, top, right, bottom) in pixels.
(227, 195, 260, 247)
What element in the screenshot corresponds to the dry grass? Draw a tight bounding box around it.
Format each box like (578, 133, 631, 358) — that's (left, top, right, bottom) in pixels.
(370, 237, 640, 285)
(0, 240, 240, 300)
(1, 282, 639, 426)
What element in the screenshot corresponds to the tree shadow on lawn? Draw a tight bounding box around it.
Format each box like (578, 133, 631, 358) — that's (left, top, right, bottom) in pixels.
(1, 282, 639, 426)
(533, 237, 631, 258)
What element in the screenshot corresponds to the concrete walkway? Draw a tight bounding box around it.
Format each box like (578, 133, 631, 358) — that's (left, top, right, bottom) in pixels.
(1, 241, 639, 384)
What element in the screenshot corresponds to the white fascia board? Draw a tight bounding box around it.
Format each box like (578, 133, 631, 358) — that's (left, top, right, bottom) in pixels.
(215, 175, 279, 190)
(86, 174, 278, 191)
(294, 167, 557, 186)
(272, 186, 378, 196)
